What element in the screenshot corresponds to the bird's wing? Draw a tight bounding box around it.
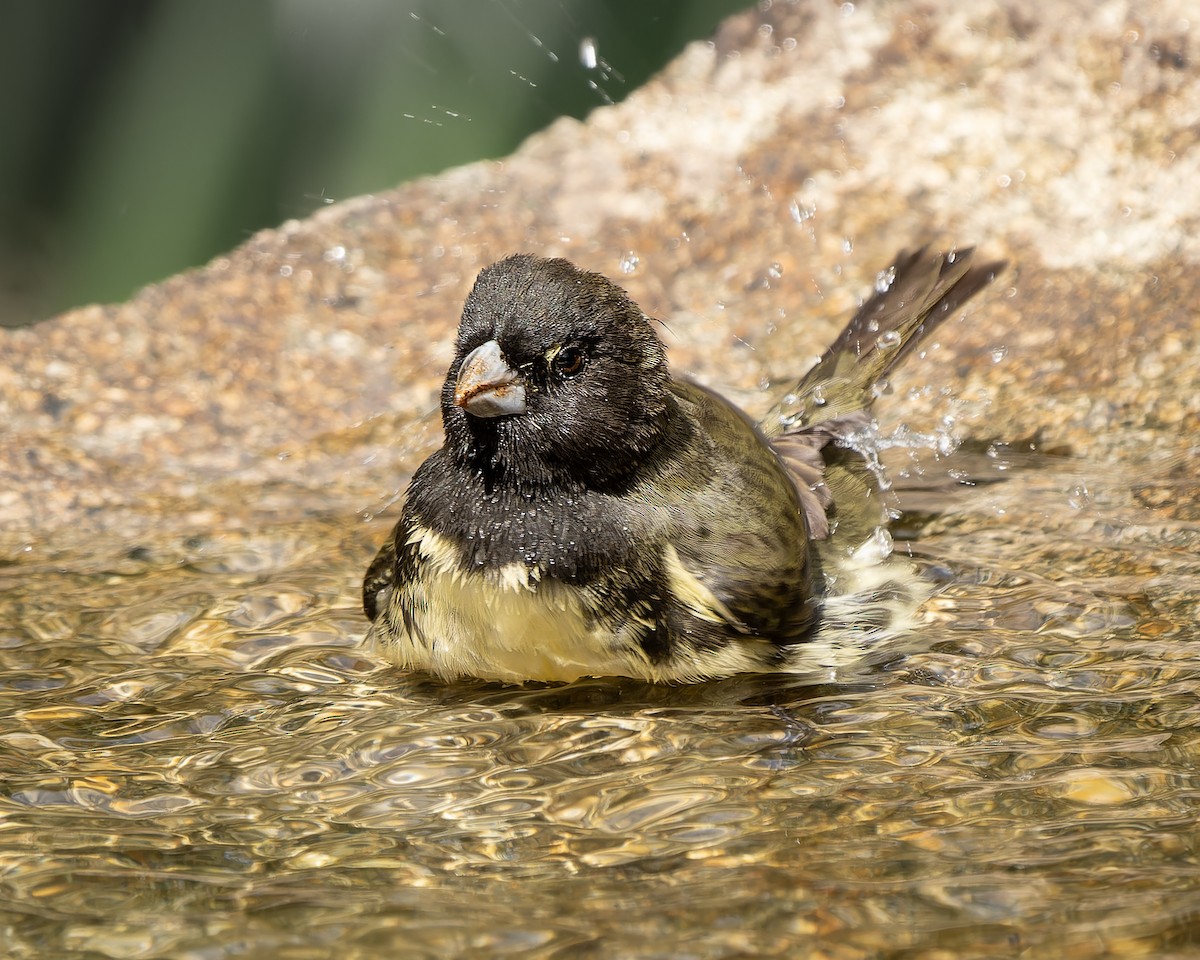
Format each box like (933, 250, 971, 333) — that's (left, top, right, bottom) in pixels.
(362, 531, 398, 621)
(657, 379, 818, 643)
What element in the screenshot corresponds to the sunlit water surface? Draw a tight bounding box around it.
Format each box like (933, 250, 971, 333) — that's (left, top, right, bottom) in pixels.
(2, 457, 1198, 959)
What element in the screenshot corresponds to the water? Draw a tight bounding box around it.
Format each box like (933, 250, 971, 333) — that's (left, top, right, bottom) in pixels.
(2, 452, 1199, 958)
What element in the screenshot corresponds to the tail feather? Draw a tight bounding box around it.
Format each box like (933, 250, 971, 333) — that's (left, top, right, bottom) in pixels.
(762, 245, 1005, 564)
(756, 247, 1005, 669)
(761, 247, 1007, 435)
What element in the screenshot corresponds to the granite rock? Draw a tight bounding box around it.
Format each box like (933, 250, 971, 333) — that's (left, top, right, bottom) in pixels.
(2, 0, 1197, 551)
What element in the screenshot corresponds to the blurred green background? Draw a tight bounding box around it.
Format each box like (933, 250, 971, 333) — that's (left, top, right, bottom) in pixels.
(0, 0, 748, 328)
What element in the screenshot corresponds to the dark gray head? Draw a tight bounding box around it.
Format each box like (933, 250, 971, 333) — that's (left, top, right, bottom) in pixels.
(441, 255, 673, 490)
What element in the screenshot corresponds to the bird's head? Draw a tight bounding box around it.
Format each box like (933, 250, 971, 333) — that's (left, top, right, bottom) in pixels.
(441, 254, 673, 490)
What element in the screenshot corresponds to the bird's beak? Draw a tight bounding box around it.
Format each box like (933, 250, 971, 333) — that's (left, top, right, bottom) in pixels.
(454, 339, 528, 418)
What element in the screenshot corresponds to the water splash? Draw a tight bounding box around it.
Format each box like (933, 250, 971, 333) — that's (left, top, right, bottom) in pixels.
(874, 264, 897, 293)
(789, 198, 816, 223)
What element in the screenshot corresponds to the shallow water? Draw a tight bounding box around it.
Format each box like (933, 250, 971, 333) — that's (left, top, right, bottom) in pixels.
(2, 453, 1199, 959)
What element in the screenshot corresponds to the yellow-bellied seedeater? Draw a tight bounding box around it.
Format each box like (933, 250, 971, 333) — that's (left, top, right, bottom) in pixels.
(363, 248, 1004, 682)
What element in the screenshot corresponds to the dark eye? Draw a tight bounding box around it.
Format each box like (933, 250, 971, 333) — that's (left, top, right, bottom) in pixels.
(550, 345, 586, 379)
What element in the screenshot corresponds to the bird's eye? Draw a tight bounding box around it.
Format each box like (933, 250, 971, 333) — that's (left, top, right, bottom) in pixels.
(550, 345, 586, 379)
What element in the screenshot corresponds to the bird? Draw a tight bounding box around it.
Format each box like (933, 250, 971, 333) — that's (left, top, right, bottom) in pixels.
(362, 247, 1005, 683)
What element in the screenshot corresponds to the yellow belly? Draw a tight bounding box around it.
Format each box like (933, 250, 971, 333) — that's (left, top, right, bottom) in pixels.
(366, 527, 773, 683)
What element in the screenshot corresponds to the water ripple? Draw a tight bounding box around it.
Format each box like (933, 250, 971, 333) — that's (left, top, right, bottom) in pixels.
(1, 470, 1199, 956)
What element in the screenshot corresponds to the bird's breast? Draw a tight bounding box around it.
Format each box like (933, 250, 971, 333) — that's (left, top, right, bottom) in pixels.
(373, 525, 647, 682)
(367, 523, 788, 683)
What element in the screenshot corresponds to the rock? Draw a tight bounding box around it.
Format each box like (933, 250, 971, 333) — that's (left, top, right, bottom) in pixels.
(2, 0, 1198, 550)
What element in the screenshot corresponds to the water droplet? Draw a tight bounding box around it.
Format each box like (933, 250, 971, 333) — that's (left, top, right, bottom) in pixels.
(279, 264, 293, 278)
(936, 431, 957, 457)
(323, 245, 346, 263)
(876, 330, 901, 350)
(842, 237, 853, 253)
(789, 199, 816, 223)
(579, 37, 598, 70)
(1067, 484, 1093, 510)
(619, 252, 639, 275)
(874, 266, 896, 293)
(990, 345, 1009, 363)
(852, 527, 894, 563)
(811, 385, 827, 406)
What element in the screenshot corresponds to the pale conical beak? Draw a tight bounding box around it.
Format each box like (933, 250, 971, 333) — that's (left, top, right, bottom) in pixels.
(453, 339, 528, 418)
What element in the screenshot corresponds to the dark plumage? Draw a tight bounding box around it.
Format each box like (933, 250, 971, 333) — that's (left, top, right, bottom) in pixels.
(363, 248, 1005, 682)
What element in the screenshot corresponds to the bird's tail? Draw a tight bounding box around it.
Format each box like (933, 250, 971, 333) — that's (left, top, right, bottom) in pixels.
(763, 247, 1006, 673)
(761, 247, 1007, 434)
(763, 247, 1006, 545)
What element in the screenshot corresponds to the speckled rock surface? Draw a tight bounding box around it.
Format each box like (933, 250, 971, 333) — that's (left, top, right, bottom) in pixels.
(2, 0, 1197, 552)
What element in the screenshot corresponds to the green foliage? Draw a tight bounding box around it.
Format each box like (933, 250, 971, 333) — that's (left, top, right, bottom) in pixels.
(0, 0, 748, 327)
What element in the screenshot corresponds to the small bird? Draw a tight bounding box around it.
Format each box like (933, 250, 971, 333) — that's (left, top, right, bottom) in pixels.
(363, 248, 1005, 683)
